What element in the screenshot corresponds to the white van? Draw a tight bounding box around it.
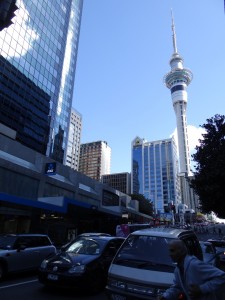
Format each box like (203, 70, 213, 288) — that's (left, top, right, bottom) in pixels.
(106, 227, 203, 300)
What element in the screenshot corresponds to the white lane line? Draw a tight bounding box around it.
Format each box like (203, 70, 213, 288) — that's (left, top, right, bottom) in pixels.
(0, 279, 38, 289)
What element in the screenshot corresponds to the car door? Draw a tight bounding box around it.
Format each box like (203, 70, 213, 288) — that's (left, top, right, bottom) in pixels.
(32, 236, 56, 265)
(103, 239, 124, 272)
(7, 236, 39, 272)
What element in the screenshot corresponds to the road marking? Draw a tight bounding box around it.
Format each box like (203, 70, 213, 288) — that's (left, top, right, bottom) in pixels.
(0, 279, 38, 289)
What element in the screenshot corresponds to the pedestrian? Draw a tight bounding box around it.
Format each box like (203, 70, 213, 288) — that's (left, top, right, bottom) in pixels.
(158, 239, 225, 300)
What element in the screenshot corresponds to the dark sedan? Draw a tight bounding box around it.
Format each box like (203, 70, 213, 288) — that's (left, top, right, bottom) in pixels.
(200, 241, 220, 268)
(207, 239, 225, 264)
(38, 235, 124, 293)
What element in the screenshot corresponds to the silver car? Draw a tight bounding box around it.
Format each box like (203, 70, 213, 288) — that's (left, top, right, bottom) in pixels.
(0, 234, 56, 280)
(207, 239, 225, 264)
(106, 227, 203, 300)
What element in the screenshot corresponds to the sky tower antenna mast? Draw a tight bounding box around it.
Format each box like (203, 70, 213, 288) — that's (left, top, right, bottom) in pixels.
(171, 9, 178, 54)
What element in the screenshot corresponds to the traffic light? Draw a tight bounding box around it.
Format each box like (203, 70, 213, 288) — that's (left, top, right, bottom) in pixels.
(0, 0, 18, 31)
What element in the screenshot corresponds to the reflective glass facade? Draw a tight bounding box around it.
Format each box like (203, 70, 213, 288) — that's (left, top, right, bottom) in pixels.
(132, 137, 181, 213)
(0, 0, 83, 161)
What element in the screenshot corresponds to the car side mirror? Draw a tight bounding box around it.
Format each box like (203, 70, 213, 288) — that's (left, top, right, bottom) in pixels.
(105, 247, 116, 257)
(60, 245, 67, 252)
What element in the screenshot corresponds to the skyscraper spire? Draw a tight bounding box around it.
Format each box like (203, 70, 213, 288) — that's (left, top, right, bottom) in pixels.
(171, 9, 178, 54)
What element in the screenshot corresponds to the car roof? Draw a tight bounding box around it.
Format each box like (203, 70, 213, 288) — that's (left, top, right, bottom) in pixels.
(78, 232, 111, 237)
(0, 234, 49, 237)
(200, 241, 213, 246)
(207, 239, 225, 245)
(130, 227, 196, 238)
(207, 239, 224, 242)
(80, 236, 124, 242)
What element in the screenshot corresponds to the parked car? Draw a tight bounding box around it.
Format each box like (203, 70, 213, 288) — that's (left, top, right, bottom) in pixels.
(106, 227, 203, 300)
(0, 234, 56, 280)
(38, 235, 125, 293)
(200, 241, 220, 268)
(207, 239, 225, 264)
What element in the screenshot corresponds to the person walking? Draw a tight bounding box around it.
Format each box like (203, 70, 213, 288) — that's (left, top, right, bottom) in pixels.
(159, 239, 225, 300)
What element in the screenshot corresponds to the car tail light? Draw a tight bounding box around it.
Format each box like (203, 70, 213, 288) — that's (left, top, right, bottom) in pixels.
(178, 292, 186, 299)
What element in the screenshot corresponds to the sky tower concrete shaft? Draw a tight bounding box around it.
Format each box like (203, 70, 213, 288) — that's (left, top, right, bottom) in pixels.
(164, 11, 193, 176)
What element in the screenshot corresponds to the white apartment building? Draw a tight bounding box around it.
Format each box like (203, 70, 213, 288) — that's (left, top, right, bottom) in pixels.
(66, 108, 82, 170)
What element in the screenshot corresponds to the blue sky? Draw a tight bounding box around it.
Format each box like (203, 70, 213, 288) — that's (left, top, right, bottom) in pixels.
(73, 0, 225, 174)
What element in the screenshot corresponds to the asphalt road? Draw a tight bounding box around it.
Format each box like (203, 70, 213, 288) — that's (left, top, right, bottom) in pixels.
(0, 273, 108, 300)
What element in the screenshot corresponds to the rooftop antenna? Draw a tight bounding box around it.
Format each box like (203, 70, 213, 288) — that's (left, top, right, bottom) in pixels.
(171, 9, 178, 53)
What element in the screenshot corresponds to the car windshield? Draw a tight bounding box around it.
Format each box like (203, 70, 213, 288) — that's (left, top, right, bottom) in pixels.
(66, 238, 101, 255)
(0, 236, 17, 249)
(113, 235, 175, 271)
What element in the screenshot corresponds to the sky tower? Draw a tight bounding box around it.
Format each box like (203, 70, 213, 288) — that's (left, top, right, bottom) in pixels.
(164, 11, 193, 176)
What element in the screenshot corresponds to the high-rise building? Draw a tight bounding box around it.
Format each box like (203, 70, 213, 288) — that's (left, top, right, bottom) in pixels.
(0, 55, 50, 154)
(66, 108, 82, 170)
(79, 141, 111, 181)
(164, 12, 192, 175)
(0, 0, 83, 163)
(102, 172, 131, 195)
(131, 136, 181, 214)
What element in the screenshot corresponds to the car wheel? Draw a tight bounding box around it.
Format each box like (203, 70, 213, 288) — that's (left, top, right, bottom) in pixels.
(216, 259, 221, 269)
(89, 271, 105, 294)
(0, 263, 5, 280)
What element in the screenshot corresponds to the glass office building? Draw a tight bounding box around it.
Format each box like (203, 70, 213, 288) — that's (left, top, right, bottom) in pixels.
(102, 172, 131, 195)
(131, 136, 181, 213)
(0, 0, 83, 161)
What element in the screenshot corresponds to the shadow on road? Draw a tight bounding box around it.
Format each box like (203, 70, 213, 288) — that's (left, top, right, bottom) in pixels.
(39, 285, 107, 299)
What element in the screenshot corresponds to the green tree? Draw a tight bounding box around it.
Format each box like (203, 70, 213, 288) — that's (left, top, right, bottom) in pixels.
(130, 194, 153, 216)
(190, 114, 225, 218)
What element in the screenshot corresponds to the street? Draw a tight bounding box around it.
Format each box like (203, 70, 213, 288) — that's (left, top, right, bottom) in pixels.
(0, 273, 108, 300)
(0, 229, 224, 300)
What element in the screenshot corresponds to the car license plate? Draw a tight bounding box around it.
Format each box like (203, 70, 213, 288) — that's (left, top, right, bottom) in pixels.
(47, 274, 58, 281)
(111, 294, 126, 300)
